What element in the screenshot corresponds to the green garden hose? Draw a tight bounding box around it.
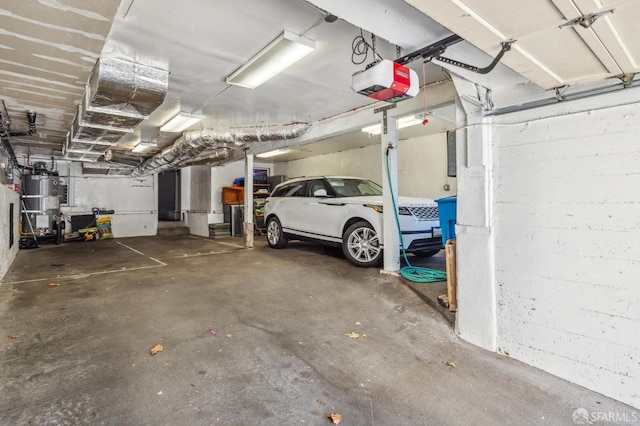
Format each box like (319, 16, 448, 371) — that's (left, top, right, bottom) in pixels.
(385, 149, 447, 283)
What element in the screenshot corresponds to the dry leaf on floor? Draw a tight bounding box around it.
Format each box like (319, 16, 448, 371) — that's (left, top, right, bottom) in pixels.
(48, 283, 60, 287)
(443, 360, 456, 368)
(345, 332, 360, 340)
(362, 334, 368, 338)
(326, 413, 342, 424)
(355, 321, 362, 326)
(226, 334, 232, 338)
(150, 344, 163, 355)
(8, 334, 19, 339)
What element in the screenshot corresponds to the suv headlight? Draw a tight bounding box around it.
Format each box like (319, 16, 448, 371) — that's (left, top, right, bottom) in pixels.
(364, 204, 383, 213)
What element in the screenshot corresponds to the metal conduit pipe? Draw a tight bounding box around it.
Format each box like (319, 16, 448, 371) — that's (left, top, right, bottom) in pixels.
(27, 111, 37, 136)
(131, 122, 311, 176)
(4, 111, 39, 138)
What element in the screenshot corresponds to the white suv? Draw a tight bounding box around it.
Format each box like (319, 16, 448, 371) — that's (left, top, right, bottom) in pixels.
(264, 176, 443, 267)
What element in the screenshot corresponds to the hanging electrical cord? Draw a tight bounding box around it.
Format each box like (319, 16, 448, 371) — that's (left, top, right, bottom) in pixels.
(421, 62, 430, 125)
(385, 146, 447, 283)
(351, 29, 384, 66)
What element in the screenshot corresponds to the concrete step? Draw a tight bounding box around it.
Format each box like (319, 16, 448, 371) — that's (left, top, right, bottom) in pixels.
(209, 223, 231, 237)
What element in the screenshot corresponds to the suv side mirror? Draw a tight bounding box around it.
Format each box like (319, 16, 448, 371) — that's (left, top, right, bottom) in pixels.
(314, 189, 329, 197)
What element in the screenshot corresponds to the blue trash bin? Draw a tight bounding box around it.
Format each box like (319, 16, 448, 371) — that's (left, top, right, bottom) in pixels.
(435, 195, 457, 245)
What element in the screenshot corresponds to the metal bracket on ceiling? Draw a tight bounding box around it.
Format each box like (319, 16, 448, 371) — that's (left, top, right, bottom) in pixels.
(620, 73, 636, 88)
(560, 9, 614, 29)
(460, 84, 494, 111)
(554, 85, 568, 101)
(374, 104, 397, 135)
(430, 41, 514, 75)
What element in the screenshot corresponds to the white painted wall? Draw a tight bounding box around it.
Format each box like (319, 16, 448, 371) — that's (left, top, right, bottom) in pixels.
(61, 163, 157, 238)
(468, 89, 640, 409)
(281, 132, 456, 199)
(0, 185, 19, 281)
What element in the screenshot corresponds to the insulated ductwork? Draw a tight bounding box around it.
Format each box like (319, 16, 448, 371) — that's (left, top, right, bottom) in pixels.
(131, 123, 311, 177)
(64, 57, 169, 162)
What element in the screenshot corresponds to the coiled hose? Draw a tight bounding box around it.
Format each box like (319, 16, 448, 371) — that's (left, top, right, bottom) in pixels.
(385, 148, 447, 283)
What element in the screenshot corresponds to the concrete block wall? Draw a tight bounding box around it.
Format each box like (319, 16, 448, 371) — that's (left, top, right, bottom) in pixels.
(0, 185, 19, 281)
(490, 93, 640, 408)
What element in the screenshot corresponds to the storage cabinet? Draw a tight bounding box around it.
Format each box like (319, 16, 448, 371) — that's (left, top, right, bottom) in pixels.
(222, 186, 244, 205)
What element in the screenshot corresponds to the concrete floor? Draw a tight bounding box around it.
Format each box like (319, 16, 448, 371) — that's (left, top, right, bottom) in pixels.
(0, 235, 636, 425)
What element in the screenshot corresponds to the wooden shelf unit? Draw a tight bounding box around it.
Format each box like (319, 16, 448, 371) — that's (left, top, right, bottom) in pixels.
(221, 183, 271, 235)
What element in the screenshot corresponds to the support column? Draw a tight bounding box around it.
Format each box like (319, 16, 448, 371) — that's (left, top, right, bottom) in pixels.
(381, 110, 400, 273)
(244, 152, 254, 248)
(451, 78, 497, 351)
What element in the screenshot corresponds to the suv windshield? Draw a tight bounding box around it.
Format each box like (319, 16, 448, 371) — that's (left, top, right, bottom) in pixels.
(326, 178, 383, 197)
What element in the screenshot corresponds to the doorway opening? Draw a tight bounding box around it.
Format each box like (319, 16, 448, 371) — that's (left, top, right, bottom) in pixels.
(158, 170, 181, 221)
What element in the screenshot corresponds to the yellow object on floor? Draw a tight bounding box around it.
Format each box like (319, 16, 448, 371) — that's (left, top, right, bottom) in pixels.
(78, 227, 97, 241)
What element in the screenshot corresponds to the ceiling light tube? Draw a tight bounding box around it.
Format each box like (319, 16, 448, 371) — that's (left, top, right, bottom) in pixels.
(361, 115, 424, 135)
(226, 31, 316, 89)
(160, 112, 202, 133)
(132, 139, 157, 153)
(256, 148, 292, 158)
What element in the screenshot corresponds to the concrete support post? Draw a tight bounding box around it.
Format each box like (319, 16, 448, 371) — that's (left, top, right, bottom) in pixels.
(451, 82, 497, 351)
(244, 152, 254, 248)
(381, 112, 400, 273)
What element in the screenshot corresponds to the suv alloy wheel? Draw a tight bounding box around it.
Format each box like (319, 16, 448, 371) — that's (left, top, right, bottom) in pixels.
(266, 217, 287, 248)
(342, 221, 382, 267)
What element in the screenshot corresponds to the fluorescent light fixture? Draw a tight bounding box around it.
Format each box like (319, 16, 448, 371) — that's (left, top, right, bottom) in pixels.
(361, 115, 424, 135)
(132, 139, 157, 153)
(226, 30, 315, 89)
(256, 148, 292, 158)
(160, 112, 202, 133)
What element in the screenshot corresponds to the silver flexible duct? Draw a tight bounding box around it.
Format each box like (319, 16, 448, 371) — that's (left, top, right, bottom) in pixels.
(64, 57, 169, 162)
(131, 123, 311, 176)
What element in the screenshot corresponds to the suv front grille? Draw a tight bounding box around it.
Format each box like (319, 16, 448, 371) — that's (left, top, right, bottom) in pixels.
(407, 206, 439, 221)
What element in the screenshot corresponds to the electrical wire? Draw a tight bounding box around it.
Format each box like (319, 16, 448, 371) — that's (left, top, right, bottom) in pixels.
(385, 147, 447, 283)
(351, 29, 383, 66)
(421, 62, 429, 124)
